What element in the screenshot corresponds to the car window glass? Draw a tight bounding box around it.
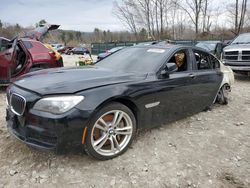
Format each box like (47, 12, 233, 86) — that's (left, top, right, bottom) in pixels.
(23, 41, 33, 49)
(167, 50, 188, 72)
(0, 40, 10, 52)
(210, 55, 220, 69)
(96, 47, 169, 73)
(193, 50, 212, 70)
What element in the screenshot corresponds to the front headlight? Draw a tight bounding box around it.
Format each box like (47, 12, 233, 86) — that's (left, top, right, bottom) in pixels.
(33, 96, 84, 114)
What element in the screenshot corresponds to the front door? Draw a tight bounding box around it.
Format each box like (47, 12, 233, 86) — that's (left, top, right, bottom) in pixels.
(0, 38, 17, 84)
(152, 48, 198, 126)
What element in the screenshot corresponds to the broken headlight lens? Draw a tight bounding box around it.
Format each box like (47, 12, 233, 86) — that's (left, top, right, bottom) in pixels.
(33, 96, 84, 114)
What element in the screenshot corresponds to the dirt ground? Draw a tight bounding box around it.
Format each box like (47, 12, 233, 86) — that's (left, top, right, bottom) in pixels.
(62, 54, 98, 67)
(0, 64, 249, 187)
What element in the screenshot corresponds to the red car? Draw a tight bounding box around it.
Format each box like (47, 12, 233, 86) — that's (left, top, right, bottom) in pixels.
(0, 24, 63, 85)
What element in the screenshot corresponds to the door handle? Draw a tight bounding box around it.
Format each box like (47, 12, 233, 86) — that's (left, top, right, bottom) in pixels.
(189, 74, 195, 79)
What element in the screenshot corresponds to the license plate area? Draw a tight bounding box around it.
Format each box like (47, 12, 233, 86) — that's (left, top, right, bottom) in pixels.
(7, 109, 25, 129)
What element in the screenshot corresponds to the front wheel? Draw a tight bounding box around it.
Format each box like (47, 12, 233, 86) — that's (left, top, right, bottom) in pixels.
(84, 103, 136, 160)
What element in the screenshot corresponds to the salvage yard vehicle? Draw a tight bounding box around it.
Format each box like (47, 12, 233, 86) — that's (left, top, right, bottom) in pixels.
(0, 24, 63, 85)
(6, 45, 233, 160)
(97, 46, 125, 61)
(222, 33, 250, 75)
(66, 47, 90, 55)
(196, 41, 228, 59)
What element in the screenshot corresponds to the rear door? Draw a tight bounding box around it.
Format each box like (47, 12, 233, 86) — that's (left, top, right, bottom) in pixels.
(189, 48, 222, 112)
(25, 24, 60, 41)
(0, 38, 17, 83)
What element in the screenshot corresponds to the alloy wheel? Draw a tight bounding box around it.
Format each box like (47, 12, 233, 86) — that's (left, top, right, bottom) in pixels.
(90, 110, 133, 157)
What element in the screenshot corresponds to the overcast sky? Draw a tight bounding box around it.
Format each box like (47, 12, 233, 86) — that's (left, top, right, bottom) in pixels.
(0, 0, 237, 32)
(0, 0, 125, 32)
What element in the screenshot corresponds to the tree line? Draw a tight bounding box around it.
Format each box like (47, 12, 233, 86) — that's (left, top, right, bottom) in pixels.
(0, 0, 249, 45)
(113, 0, 249, 40)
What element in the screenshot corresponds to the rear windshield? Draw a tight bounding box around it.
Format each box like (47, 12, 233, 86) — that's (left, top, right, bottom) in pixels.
(96, 47, 169, 73)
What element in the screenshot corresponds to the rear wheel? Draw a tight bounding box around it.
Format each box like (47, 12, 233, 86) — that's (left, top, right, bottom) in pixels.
(84, 103, 136, 160)
(216, 85, 228, 105)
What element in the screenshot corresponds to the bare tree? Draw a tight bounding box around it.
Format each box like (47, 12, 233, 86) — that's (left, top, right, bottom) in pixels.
(228, 0, 248, 35)
(113, 0, 139, 39)
(179, 0, 203, 36)
(237, 0, 248, 34)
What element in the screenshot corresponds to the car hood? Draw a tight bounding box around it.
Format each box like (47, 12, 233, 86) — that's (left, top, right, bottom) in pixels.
(14, 66, 147, 95)
(224, 44, 250, 51)
(98, 52, 109, 57)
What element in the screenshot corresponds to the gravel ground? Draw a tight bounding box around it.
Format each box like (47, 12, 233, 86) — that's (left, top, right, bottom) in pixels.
(0, 70, 249, 187)
(62, 54, 97, 67)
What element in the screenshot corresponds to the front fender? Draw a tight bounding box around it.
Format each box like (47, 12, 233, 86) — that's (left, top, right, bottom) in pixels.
(76, 84, 133, 112)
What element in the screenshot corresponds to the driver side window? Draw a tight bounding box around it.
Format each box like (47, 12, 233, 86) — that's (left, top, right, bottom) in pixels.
(167, 50, 188, 72)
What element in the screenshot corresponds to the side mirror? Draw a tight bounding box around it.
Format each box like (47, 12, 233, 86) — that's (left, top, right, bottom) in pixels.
(166, 62, 178, 73)
(159, 63, 178, 79)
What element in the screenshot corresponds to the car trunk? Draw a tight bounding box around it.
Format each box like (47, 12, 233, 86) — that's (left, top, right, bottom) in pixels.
(24, 24, 60, 41)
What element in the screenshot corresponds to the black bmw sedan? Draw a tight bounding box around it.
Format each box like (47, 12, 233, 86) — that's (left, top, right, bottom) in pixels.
(6, 45, 224, 160)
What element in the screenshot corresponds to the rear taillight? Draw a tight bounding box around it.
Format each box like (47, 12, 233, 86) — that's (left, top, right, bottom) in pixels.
(49, 51, 57, 60)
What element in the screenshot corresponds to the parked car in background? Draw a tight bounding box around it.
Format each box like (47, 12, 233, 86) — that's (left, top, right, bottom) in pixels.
(0, 24, 63, 85)
(58, 46, 74, 54)
(97, 46, 125, 61)
(66, 47, 90, 55)
(62, 46, 74, 54)
(6, 45, 233, 160)
(51, 43, 64, 51)
(222, 33, 250, 75)
(196, 41, 227, 59)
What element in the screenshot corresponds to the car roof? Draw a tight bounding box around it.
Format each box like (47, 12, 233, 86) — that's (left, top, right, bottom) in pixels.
(197, 40, 221, 44)
(130, 44, 200, 52)
(0, 37, 10, 41)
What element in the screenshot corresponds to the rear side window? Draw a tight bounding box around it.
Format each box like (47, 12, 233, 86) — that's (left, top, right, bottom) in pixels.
(210, 55, 220, 69)
(0, 39, 11, 52)
(193, 50, 212, 70)
(23, 41, 33, 49)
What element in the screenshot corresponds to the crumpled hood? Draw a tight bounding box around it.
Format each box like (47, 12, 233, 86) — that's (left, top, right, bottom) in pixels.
(14, 66, 146, 95)
(224, 44, 250, 51)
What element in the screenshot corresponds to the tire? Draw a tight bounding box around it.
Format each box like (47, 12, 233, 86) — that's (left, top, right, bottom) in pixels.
(216, 85, 228, 105)
(84, 102, 136, 160)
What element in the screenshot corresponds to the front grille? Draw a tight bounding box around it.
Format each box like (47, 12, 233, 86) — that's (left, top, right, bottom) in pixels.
(242, 51, 250, 55)
(10, 93, 26, 116)
(224, 51, 239, 61)
(242, 51, 250, 61)
(225, 51, 239, 55)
